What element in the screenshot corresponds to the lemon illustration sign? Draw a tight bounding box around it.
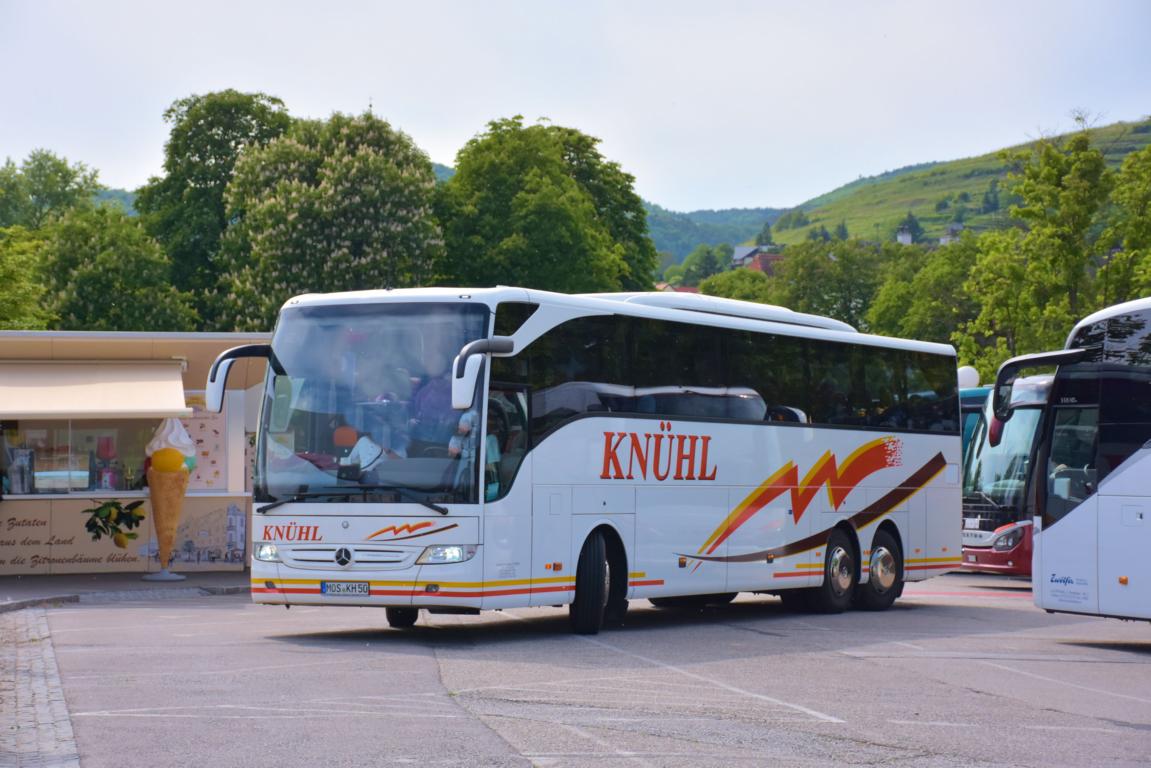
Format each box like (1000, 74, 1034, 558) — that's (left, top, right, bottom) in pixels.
(82, 499, 147, 548)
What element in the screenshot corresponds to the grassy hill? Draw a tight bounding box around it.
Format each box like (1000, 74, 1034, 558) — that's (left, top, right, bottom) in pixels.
(645, 203, 782, 260)
(771, 118, 1151, 246)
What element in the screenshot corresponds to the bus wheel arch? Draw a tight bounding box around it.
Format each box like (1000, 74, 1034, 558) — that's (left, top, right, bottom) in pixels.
(854, 523, 904, 611)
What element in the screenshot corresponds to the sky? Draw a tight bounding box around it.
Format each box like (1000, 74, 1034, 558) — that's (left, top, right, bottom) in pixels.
(2, 0, 1149, 212)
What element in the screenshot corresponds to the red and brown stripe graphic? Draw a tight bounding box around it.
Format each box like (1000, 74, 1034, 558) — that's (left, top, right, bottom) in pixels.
(683, 451, 947, 565)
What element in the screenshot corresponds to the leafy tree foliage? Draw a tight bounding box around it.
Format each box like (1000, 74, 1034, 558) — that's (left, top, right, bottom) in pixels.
(754, 220, 774, 245)
(135, 90, 292, 310)
(1008, 130, 1111, 322)
(981, 178, 1000, 213)
(868, 237, 976, 344)
(216, 112, 442, 330)
(39, 207, 197, 331)
(765, 240, 885, 330)
(700, 268, 772, 303)
(834, 220, 849, 241)
(680, 243, 727, 285)
(1098, 143, 1151, 304)
(0, 227, 49, 329)
(0, 150, 100, 229)
(773, 208, 809, 231)
(437, 117, 655, 292)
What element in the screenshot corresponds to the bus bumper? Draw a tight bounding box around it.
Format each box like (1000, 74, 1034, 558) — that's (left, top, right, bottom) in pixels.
(249, 550, 487, 610)
(960, 522, 1033, 576)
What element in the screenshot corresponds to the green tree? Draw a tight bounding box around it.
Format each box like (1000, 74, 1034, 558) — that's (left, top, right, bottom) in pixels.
(773, 208, 809, 231)
(700, 268, 772, 303)
(135, 90, 293, 310)
(767, 240, 885, 329)
(869, 237, 977, 344)
(1007, 130, 1112, 322)
(834, 220, 849, 241)
(217, 112, 442, 330)
(437, 117, 654, 292)
(40, 207, 197, 331)
(754, 220, 774, 245)
(681, 243, 725, 285)
(0, 150, 100, 229)
(0, 226, 49, 329)
(981, 177, 1000, 214)
(956, 229, 1034, 379)
(1098, 143, 1151, 304)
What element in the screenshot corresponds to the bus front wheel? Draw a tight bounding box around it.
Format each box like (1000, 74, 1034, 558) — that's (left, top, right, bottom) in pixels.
(386, 607, 419, 628)
(570, 531, 608, 635)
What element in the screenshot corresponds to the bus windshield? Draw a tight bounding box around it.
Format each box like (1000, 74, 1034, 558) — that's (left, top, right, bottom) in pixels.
(257, 301, 490, 504)
(962, 403, 1042, 509)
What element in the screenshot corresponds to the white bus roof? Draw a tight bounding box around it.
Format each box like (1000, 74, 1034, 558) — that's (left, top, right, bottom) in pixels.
(280, 286, 956, 358)
(1067, 296, 1151, 347)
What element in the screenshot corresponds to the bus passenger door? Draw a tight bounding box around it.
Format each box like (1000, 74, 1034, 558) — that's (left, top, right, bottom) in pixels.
(531, 486, 572, 607)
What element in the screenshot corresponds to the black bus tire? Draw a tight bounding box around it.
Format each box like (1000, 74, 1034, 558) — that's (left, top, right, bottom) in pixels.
(854, 528, 903, 611)
(569, 531, 608, 635)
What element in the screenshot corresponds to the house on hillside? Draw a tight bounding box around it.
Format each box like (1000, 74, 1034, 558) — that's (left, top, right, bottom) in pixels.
(731, 245, 785, 276)
(896, 227, 914, 246)
(939, 222, 965, 245)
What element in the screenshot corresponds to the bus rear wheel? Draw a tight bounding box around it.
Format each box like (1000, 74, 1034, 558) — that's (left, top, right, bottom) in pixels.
(570, 531, 608, 635)
(854, 529, 903, 611)
(807, 528, 856, 613)
(386, 607, 419, 628)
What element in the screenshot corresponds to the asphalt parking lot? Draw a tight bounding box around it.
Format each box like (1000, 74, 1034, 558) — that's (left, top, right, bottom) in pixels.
(8, 571, 1151, 767)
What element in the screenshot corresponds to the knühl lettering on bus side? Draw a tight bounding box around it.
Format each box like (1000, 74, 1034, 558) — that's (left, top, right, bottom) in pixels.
(600, 421, 717, 481)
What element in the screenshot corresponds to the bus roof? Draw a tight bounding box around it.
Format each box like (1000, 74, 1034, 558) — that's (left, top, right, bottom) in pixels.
(279, 286, 956, 358)
(1067, 296, 1151, 347)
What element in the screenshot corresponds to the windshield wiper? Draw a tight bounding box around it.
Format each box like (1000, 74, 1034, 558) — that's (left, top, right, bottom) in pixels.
(257, 489, 354, 514)
(354, 484, 450, 515)
(257, 486, 450, 516)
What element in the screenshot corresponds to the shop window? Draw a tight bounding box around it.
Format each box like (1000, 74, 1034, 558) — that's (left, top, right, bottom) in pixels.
(2, 420, 155, 495)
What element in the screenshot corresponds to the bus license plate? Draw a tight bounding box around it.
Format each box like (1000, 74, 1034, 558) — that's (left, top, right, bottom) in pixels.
(321, 581, 370, 596)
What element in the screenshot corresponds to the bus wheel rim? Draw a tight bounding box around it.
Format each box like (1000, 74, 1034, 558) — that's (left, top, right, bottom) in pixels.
(829, 546, 853, 595)
(870, 547, 897, 593)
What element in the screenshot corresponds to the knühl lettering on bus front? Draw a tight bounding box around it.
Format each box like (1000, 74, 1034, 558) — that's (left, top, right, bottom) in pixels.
(262, 523, 323, 542)
(600, 421, 717, 481)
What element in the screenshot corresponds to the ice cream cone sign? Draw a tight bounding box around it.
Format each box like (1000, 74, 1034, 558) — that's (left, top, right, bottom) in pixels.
(143, 418, 195, 581)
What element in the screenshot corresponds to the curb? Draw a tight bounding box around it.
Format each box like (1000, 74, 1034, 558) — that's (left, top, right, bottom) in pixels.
(0, 595, 81, 614)
(0, 585, 248, 613)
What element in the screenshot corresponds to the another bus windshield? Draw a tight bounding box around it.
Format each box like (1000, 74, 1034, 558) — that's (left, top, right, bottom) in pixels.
(257, 302, 489, 504)
(962, 402, 1042, 509)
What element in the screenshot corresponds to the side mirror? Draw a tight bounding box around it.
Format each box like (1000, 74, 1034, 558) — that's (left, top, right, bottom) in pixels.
(451, 336, 515, 410)
(206, 344, 276, 413)
(991, 348, 1087, 424)
(988, 415, 1004, 448)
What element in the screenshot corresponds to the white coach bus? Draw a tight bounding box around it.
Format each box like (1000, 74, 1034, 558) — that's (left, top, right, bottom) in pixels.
(207, 287, 962, 633)
(991, 297, 1151, 622)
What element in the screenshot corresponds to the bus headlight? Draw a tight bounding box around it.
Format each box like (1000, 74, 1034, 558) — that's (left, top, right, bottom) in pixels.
(417, 545, 477, 565)
(992, 528, 1021, 552)
(254, 543, 281, 562)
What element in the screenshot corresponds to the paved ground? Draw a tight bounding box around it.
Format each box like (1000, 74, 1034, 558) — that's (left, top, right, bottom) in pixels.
(4, 573, 1151, 767)
(1, 571, 247, 768)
